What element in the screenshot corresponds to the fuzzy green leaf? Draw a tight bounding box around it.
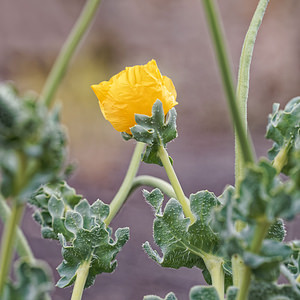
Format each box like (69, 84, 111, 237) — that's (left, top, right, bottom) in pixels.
(130, 100, 177, 166)
(143, 188, 230, 287)
(237, 160, 299, 221)
(144, 292, 178, 300)
(56, 199, 129, 289)
(189, 286, 220, 300)
(266, 219, 286, 242)
(30, 181, 83, 240)
(0, 83, 67, 200)
(3, 259, 52, 300)
(227, 281, 300, 300)
(266, 97, 300, 174)
(243, 240, 292, 282)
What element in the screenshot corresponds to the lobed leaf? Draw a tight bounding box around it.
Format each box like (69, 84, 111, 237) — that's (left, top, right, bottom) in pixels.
(266, 97, 300, 174)
(30, 181, 83, 240)
(0, 82, 68, 200)
(143, 188, 231, 288)
(56, 199, 129, 288)
(3, 259, 53, 300)
(130, 100, 177, 166)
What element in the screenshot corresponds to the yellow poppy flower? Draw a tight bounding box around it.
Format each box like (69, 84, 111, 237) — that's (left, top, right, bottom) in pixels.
(91, 59, 178, 134)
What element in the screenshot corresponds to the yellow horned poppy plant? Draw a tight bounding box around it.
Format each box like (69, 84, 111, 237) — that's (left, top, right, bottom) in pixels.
(91, 59, 178, 133)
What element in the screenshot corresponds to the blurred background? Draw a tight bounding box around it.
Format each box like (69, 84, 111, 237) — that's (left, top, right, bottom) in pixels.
(0, 0, 300, 299)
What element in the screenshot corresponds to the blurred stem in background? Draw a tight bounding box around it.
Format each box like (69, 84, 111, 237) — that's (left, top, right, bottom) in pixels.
(233, 0, 270, 290)
(235, 0, 269, 188)
(0, 0, 103, 298)
(40, 0, 103, 108)
(0, 202, 25, 295)
(200, 0, 256, 296)
(201, 0, 255, 166)
(0, 196, 34, 261)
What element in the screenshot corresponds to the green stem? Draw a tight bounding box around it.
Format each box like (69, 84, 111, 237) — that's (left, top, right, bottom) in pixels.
(204, 255, 225, 300)
(0, 202, 25, 295)
(235, 0, 270, 187)
(71, 256, 92, 300)
(237, 220, 270, 300)
(0, 196, 34, 262)
(201, 0, 254, 165)
(40, 0, 102, 108)
(157, 146, 196, 223)
(296, 274, 300, 284)
(104, 142, 144, 226)
(131, 175, 177, 199)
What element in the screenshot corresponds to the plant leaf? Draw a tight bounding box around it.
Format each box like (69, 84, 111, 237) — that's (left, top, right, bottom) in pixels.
(143, 188, 231, 287)
(3, 259, 53, 300)
(189, 286, 220, 300)
(144, 292, 178, 300)
(56, 199, 129, 288)
(131, 100, 177, 166)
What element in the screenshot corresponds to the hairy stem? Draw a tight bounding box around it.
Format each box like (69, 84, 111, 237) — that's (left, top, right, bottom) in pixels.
(71, 256, 92, 300)
(204, 255, 225, 300)
(0, 196, 34, 262)
(158, 146, 195, 223)
(131, 175, 176, 199)
(201, 0, 254, 165)
(104, 142, 144, 226)
(235, 0, 270, 187)
(40, 0, 102, 107)
(237, 220, 270, 300)
(0, 203, 25, 295)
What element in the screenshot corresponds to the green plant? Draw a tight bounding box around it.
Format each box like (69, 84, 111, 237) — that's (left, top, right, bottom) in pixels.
(0, 0, 299, 299)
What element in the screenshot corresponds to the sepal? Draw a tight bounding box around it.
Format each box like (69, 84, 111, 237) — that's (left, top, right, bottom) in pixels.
(130, 100, 177, 166)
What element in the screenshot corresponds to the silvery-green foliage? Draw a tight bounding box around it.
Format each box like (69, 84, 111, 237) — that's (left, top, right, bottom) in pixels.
(56, 199, 129, 288)
(227, 281, 300, 300)
(129, 100, 177, 166)
(2, 259, 52, 300)
(144, 286, 220, 300)
(266, 96, 300, 174)
(143, 188, 232, 288)
(144, 292, 178, 300)
(189, 286, 220, 300)
(284, 240, 300, 281)
(30, 181, 83, 240)
(0, 83, 67, 201)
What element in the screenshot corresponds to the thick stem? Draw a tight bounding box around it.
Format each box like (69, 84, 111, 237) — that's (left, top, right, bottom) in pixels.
(104, 142, 144, 226)
(40, 0, 102, 107)
(204, 255, 225, 300)
(237, 220, 270, 300)
(235, 0, 270, 188)
(0, 203, 25, 295)
(201, 0, 254, 165)
(232, 254, 245, 288)
(158, 146, 195, 223)
(0, 196, 34, 262)
(71, 257, 92, 300)
(131, 175, 177, 199)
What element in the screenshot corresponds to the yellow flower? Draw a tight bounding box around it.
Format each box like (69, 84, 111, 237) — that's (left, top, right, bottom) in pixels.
(91, 59, 178, 133)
